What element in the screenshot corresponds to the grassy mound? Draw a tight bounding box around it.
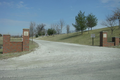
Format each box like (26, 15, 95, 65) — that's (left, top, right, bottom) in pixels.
(39, 26, 120, 47)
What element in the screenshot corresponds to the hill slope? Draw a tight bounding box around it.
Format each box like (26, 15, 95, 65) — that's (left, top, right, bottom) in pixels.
(39, 26, 120, 47)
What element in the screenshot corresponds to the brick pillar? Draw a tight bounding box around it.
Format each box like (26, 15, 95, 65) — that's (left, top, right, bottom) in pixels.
(23, 29, 29, 51)
(100, 31, 107, 47)
(112, 37, 119, 46)
(3, 35, 10, 54)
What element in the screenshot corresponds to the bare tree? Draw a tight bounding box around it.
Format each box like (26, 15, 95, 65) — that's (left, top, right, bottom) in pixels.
(29, 22, 36, 43)
(66, 25, 70, 35)
(113, 8, 120, 29)
(56, 24, 61, 34)
(101, 15, 117, 34)
(44, 29, 47, 36)
(59, 19, 65, 34)
(36, 23, 46, 36)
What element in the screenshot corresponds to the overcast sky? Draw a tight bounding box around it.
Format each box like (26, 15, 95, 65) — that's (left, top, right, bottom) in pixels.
(0, 0, 120, 35)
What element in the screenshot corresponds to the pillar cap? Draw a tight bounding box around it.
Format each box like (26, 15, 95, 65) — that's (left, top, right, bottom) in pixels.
(23, 29, 29, 30)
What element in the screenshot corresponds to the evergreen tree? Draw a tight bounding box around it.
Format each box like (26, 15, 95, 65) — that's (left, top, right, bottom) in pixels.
(86, 13, 98, 33)
(72, 11, 87, 34)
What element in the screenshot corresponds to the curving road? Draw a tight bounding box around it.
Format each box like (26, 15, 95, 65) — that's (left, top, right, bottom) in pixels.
(0, 40, 120, 80)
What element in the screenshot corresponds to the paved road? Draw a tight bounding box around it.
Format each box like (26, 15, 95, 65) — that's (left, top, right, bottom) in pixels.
(0, 40, 120, 80)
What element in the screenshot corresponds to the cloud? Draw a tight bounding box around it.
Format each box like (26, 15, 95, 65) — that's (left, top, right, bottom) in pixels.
(0, 1, 13, 7)
(20, 1, 24, 4)
(0, 19, 30, 35)
(101, 0, 109, 3)
(16, 1, 31, 9)
(109, 0, 120, 7)
(0, 19, 29, 27)
(0, 1, 30, 9)
(70, 6, 73, 11)
(17, 1, 26, 8)
(100, 0, 120, 8)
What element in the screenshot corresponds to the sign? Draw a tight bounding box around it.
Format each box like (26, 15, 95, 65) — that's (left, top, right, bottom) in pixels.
(91, 34, 95, 38)
(24, 31, 28, 36)
(103, 34, 107, 38)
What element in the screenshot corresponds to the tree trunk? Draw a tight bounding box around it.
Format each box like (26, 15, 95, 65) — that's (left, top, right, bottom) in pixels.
(111, 29, 113, 35)
(53, 31, 54, 37)
(77, 31, 79, 35)
(88, 28, 89, 34)
(119, 19, 120, 29)
(81, 30, 83, 34)
(91, 27, 92, 30)
(32, 31, 33, 44)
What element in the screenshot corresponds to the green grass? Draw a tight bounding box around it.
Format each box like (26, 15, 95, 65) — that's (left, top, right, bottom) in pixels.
(0, 37, 39, 60)
(39, 26, 120, 47)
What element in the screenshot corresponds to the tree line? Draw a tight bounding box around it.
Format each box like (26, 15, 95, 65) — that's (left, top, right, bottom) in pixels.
(29, 19, 70, 37)
(72, 11, 98, 34)
(29, 7, 120, 42)
(72, 8, 120, 35)
(29, 11, 98, 40)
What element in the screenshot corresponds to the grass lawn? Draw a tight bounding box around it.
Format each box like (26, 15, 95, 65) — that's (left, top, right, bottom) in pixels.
(0, 37, 39, 60)
(39, 26, 120, 48)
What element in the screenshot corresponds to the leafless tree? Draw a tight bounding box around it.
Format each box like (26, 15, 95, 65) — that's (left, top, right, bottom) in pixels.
(56, 24, 61, 34)
(36, 23, 46, 36)
(101, 15, 117, 34)
(66, 25, 70, 35)
(113, 8, 120, 29)
(59, 19, 65, 34)
(44, 29, 47, 36)
(29, 22, 36, 43)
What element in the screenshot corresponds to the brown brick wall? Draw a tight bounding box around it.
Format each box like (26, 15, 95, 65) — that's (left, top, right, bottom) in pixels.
(100, 31, 119, 47)
(3, 29, 29, 54)
(9, 42, 23, 53)
(107, 42, 114, 47)
(3, 35, 23, 53)
(112, 37, 119, 46)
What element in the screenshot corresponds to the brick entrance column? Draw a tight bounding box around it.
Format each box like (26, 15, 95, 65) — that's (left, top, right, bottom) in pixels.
(100, 31, 107, 47)
(23, 29, 29, 51)
(3, 35, 10, 53)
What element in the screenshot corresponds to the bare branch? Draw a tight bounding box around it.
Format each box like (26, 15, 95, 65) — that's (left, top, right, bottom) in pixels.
(59, 19, 65, 34)
(36, 23, 46, 36)
(113, 8, 120, 18)
(29, 22, 36, 43)
(101, 15, 117, 34)
(66, 25, 70, 34)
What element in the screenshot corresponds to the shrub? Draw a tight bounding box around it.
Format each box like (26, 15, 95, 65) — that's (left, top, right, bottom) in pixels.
(36, 34, 38, 38)
(47, 28, 56, 35)
(0, 34, 2, 37)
